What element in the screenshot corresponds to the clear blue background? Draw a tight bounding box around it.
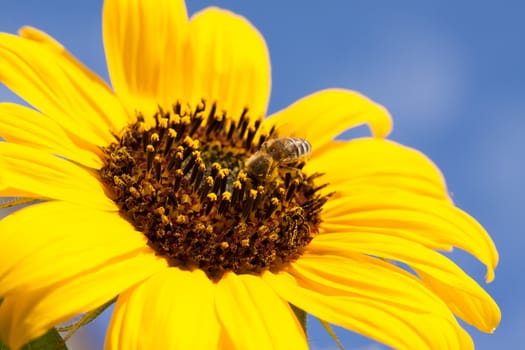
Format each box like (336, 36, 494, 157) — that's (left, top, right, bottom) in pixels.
(1, 1, 523, 349)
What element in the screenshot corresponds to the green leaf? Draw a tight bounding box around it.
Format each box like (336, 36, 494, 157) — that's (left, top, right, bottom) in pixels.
(0, 328, 68, 350)
(290, 304, 308, 334)
(0, 300, 115, 350)
(0, 198, 40, 210)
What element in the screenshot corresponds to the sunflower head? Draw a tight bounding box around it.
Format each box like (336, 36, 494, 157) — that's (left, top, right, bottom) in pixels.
(99, 101, 329, 280)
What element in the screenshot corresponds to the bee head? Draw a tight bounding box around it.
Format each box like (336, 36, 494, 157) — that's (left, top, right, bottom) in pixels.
(246, 151, 273, 181)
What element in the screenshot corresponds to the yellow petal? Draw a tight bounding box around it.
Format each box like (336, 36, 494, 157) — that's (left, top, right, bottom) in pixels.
(309, 233, 501, 332)
(19, 27, 113, 91)
(0, 103, 103, 169)
(216, 273, 307, 350)
(216, 330, 236, 349)
(105, 268, 219, 350)
(262, 89, 392, 153)
(185, 8, 271, 121)
(0, 33, 121, 146)
(0, 143, 117, 211)
(263, 256, 474, 350)
(18, 26, 132, 131)
(0, 201, 152, 296)
(307, 138, 449, 200)
(103, 0, 189, 117)
(0, 249, 166, 350)
(418, 271, 501, 333)
(320, 189, 498, 283)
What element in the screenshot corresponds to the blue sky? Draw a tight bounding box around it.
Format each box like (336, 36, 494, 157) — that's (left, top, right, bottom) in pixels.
(1, 1, 523, 349)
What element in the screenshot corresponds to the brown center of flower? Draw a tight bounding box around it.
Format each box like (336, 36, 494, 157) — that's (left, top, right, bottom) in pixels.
(99, 101, 329, 280)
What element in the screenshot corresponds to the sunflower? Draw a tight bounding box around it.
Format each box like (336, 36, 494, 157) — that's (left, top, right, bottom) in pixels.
(0, 0, 500, 349)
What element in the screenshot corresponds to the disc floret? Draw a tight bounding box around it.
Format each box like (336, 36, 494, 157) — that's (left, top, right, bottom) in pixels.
(100, 102, 329, 280)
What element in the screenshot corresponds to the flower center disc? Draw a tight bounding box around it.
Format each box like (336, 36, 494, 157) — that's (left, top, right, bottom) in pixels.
(100, 101, 329, 280)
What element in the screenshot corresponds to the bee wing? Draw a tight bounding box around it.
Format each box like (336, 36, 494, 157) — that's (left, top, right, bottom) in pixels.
(268, 121, 298, 138)
(256, 121, 303, 150)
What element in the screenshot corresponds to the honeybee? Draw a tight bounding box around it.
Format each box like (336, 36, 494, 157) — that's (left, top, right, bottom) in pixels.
(246, 137, 311, 181)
